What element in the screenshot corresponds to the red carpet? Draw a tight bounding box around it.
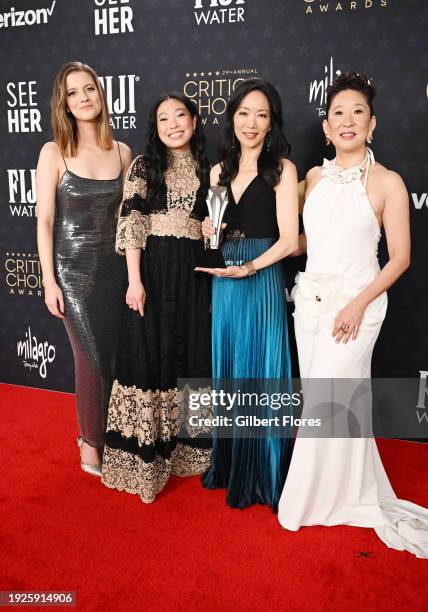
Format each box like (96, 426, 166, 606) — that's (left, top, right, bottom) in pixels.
(1, 383, 427, 611)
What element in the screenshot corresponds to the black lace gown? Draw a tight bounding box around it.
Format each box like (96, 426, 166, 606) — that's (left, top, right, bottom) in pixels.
(101, 151, 212, 503)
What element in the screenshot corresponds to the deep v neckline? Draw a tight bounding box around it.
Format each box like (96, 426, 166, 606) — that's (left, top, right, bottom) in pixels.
(230, 174, 258, 205)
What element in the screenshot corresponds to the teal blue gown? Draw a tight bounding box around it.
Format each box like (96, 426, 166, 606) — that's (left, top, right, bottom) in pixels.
(202, 175, 293, 511)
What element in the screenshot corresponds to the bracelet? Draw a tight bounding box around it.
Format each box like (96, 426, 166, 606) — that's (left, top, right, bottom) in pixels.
(243, 261, 257, 277)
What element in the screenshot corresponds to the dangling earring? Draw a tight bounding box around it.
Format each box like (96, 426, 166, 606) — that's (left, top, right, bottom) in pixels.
(367, 133, 373, 144)
(265, 130, 272, 152)
(325, 137, 331, 146)
(232, 132, 235, 149)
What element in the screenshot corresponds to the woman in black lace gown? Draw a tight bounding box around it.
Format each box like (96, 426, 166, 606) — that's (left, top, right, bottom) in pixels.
(101, 93, 212, 503)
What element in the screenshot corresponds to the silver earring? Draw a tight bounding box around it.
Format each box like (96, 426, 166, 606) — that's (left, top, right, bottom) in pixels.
(325, 137, 331, 146)
(232, 132, 235, 149)
(266, 131, 272, 152)
(367, 133, 373, 144)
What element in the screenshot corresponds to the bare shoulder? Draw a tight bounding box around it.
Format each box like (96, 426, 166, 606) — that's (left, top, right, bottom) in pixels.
(305, 165, 323, 190)
(210, 163, 222, 185)
(281, 158, 297, 175)
(306, 165, 322, 182)
(38, 141, 62, 163)
(116, 141, 132, 157)
(372, 162, 407, 195)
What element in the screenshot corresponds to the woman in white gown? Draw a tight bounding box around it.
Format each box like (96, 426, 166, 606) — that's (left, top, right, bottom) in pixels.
(278, 71, 428, 559)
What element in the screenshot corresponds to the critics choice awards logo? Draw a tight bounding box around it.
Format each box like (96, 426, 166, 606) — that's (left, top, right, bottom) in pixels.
(93, 0, 134, 35)
(7, 169, 37, 217)
(5, 253, 42, 297)
(184, 68, 257, 125)
(303, 0, 388, 15)
(17, 326, 56, 379)
(193, 0, 245, 25)
(99, 74, 139, 130)
(0, 1, 56, 29)
(6, 81, 42, 133)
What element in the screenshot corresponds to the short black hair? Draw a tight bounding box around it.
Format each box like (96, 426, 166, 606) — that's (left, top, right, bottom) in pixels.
(326, 71, 376, 116)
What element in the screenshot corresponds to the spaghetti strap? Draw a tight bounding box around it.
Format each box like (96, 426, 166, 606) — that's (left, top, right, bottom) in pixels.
(60, 150, 68, 171)
(116, 141, 122, 171)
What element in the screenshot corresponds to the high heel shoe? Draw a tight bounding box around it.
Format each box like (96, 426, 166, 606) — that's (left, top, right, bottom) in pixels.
(77, 437, 102, 477)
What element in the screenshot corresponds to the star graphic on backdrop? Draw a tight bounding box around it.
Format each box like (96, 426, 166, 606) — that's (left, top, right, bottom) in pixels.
(377, 36, 390, 50)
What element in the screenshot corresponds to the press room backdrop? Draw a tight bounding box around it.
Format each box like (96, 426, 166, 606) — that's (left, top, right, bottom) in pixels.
(0, 0, 426, 397)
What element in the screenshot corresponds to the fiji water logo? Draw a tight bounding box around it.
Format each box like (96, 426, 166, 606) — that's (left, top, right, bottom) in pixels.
(7, 169, 37, 217)
(98, 74, 139, 130)
(309, 57, 342, 116)
(17, 326, 56, 379)
(194, 0, 245, 25)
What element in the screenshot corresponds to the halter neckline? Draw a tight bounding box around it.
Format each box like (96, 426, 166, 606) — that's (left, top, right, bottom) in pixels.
(322, 147, 375, 194)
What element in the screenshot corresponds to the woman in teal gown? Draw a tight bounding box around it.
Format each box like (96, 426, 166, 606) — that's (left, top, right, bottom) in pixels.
(196, 78, 298, 510)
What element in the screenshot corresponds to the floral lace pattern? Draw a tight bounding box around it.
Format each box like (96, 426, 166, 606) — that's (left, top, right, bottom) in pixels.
(116, 152, 204, 250)
(116, 210, 149, 255)
(165, 150, 200, 212)
(149, 209, 202, 241)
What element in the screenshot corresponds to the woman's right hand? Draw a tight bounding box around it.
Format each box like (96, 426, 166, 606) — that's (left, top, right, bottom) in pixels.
(126, 281, 146, 316)
(44, 281, 65, 319)
(202, 216, 215, 239)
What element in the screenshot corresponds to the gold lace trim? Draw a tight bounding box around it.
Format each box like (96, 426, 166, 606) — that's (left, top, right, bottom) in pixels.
(171, 443, 211, 477)
(101, 443, 211, 503)
(102, 447, 171, 504)
(149, 210, 202, 241)
(116, 210, 149, 255)
(165, 152, 200, 212)
(107, 380, 182, 444)
(106, 380, 212, 444)
(123, 155, 147, 201)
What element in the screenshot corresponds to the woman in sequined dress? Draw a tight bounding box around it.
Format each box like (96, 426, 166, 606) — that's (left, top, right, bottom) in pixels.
(36, 62, 131, 475)
(101, 93, 212, 503)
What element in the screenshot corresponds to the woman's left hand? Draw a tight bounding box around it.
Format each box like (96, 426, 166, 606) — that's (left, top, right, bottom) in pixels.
(332, 299, 366, 343)
(194, 265, 249, 278)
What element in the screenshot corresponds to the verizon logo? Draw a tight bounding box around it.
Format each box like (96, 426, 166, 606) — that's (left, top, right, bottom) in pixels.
(0, 2, 56, 29)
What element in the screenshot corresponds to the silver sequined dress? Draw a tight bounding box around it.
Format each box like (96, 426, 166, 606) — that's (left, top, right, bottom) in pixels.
(54, 168, 126, 448)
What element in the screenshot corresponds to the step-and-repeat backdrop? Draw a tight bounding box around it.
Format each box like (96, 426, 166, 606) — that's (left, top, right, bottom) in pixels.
(0, 1, 426, 403)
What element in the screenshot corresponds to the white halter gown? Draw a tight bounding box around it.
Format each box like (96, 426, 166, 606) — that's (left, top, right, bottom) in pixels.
(278, 150, 428, 559)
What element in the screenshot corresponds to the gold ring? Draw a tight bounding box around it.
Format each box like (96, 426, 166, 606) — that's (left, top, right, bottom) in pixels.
(341, 324, 349, 333)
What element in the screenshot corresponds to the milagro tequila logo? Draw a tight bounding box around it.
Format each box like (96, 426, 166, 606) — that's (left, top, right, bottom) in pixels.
(184, 68, 257, 125)
(309, 57, 342, 116)
(94, 0, 133, 36)
(98, 74, 139, 129)
(194, 0, 245, 25)
(303, 0, 388, 15)
(6, 81, 42, 133)
(17, 326, 56, 379)
(0, 1, 56, 28)
(7, 169, 37, 217)
(412, 194, 427, 210)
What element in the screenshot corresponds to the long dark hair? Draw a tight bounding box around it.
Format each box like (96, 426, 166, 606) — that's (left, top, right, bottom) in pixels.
(144, 92, 209, 199)
(218, 78, 291, 188)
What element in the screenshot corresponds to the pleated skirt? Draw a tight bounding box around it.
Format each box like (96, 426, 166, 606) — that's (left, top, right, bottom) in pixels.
(202, 238, 293, 510)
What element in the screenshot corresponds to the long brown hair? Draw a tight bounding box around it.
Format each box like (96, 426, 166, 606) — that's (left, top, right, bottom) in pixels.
(51, 61, 113, 157)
